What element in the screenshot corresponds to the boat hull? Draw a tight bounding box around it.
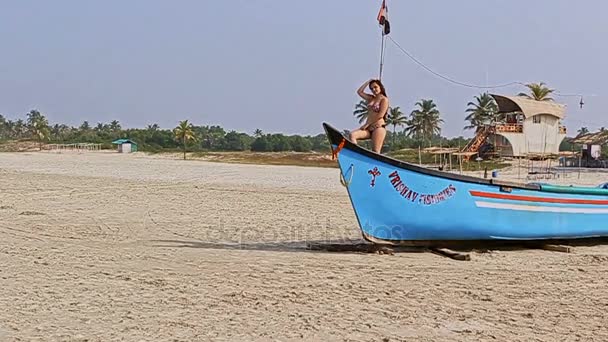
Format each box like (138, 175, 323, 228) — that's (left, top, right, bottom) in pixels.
(323, 123, 608, 245)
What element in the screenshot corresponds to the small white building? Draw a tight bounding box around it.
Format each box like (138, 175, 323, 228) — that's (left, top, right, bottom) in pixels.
(490, 94, 567, 157)
(111, 139, 138, 153)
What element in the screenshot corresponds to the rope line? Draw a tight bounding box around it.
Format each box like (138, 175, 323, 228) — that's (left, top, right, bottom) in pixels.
(387, 35, 597, 101)
(387, 36, 525, 89)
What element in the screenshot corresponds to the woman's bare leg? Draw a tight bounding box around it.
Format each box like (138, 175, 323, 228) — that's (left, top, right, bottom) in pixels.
(349, 129, 370, 144)
(371, 127, 387, 153)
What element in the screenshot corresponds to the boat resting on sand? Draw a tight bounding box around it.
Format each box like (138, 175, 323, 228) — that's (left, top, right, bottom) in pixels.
(323, 122, 608, 247)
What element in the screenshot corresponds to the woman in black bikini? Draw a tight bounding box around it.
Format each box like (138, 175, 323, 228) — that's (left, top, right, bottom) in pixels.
(349, 79, 389, 153)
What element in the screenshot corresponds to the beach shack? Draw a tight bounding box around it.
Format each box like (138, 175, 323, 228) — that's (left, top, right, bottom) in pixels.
(490, 94, 567, 157)
(112, 139, 138, 153)
(566, 130, 608, 168)
(462, 94, 568, 158)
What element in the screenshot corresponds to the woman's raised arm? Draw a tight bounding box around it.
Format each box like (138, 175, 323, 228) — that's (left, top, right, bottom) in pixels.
(357, 79, 374, 101)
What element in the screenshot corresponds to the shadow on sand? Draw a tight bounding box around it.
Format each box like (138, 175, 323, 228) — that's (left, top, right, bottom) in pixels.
(149, 237, 608, 261)
(151, 239, 312, 253)
(150, 239, 460, 260)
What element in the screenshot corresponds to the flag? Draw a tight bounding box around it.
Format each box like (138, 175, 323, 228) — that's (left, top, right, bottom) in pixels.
(377, 0, 387, 25)
(376, 0, 390, 35)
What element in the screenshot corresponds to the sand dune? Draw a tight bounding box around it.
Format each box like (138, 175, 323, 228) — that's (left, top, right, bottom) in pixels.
(1, 152, 607, 341)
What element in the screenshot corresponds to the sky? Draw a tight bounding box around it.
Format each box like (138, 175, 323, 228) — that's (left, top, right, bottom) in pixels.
(0, 0, 606, 138)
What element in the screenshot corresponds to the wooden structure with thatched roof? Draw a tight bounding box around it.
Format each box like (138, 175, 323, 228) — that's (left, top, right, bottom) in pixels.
(570, 130, 608, 146)
(568, 130, 608, 166)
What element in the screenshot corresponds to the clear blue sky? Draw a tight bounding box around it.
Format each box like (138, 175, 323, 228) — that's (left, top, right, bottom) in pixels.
(0, 0, 606, 137)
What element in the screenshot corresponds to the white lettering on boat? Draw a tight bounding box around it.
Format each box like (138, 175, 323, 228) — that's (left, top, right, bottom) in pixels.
(388, 171, 456, 205)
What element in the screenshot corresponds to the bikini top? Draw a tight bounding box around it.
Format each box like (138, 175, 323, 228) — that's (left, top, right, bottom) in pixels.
(368, 102, 381, 112)
(368, 98, 387, 119)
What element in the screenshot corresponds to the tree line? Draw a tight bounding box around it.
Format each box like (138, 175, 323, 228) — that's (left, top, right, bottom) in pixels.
(0, 109, 474, 155)
(0, 112, 332, 154)
(0, 82, 593, 155)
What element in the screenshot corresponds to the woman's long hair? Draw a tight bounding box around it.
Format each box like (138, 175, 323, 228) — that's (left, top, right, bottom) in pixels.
(369, 79, 387, 97)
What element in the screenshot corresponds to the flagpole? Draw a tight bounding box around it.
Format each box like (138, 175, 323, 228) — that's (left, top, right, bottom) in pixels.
(379, 32, 386, 80)
(377, 0, 389, 81)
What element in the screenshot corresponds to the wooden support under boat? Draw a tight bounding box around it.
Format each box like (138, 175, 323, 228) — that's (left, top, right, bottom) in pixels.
(306, 242, 395, 255)
(306, 242, 472, 260)
(429, 248, 471, 261)
(539, 244, 572, 253)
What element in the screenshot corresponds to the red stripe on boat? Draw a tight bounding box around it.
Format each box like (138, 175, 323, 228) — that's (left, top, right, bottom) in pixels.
(469, 191, 608, 205)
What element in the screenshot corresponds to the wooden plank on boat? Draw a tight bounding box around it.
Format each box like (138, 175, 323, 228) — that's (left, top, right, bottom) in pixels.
(490, 179, 541, 190)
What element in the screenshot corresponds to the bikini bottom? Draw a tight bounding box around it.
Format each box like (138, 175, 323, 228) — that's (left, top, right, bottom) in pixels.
(366, 122, 387, 133)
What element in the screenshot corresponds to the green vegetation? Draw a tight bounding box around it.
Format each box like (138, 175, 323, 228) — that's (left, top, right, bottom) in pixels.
(517, 82, 555, 101)
(0, 82, 592, 171)
(404, 99, 443, 147)
(464, 93, 500, 131)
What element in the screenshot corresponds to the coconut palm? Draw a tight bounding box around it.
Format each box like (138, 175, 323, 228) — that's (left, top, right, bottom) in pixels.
(405, 99, 443, 147)
(26, 110, 50, 150)
(51, 124, 69, 141)
(95, 122, 107, 132)
(0, 114, 7, 139)
(386, 106, 407, 148)
(32, 121, 50, 150)
(518, 82, 555, 101)
(577, 127, 589, 136)
(79, 121, 91, 132)
(464, 93, 499, 130)
(174, 120, 197, 160)
(14, 119, 26, 139)
(109, 120, 121, 132)
(353, 100, 369, 124)
(254, 129, 263, 138)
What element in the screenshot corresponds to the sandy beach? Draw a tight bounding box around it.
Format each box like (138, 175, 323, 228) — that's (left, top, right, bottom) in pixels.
(1, 151, 608, 341)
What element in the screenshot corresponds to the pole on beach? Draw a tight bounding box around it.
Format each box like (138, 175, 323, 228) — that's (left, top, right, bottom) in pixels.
(377, 0, 389, 80)
(459, 154, 463, 174)
(518, 148, 521, 180)
(578, 150, 582, 179)
(379, 32, 386, 80)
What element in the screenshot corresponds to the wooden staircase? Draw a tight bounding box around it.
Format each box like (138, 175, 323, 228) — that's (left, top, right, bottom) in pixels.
(462, 126, 494, 161)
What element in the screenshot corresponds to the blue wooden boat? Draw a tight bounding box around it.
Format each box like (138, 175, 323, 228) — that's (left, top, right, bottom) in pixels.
(323, 122, 608, 246)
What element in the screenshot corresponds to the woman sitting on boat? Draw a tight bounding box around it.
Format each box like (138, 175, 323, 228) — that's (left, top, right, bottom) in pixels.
(349, 79, 389, 153)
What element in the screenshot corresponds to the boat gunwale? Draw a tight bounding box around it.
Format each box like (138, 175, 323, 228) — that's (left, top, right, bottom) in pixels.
(323, 122, 543, 192)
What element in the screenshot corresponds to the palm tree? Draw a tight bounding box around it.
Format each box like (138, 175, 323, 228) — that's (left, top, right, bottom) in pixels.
(51, 124, 62, 141)
(31, 121, 50, 150)
(79, 121, 91, 132)
(386, 106, 407, 148)
(353, 100, 369, 124)
(518, 82, 555, 101)
(406, 99, 443, 147)
(109, 120, 121, 132)
(577, 127, 589, 136)
(254, 129, 263, 138)
(95, 122, 106, 132)
(26, 110, 50, 150)
(464, 93, 499, 130)
(174, 120, 197, 160)
(14, 119, 26, 139)
(0, 114, 6, 139)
